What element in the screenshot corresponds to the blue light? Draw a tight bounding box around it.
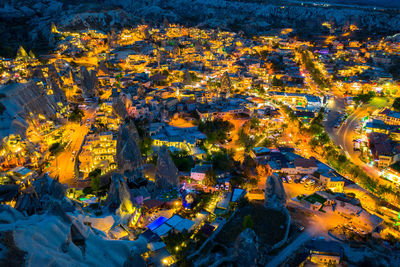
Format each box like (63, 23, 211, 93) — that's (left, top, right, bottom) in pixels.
(147, 216, 168, 230)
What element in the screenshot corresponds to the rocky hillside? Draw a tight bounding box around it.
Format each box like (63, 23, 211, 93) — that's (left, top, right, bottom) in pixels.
(0, 81, 65, 139)
(0, 175, 147, 266)
(1, 0, 400, 57)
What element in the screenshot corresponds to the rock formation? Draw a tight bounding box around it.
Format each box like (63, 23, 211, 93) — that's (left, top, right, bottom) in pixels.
(46, 64, 67, 104)
(126, 119, 140, 144)
(105, 173, 133, 214)
(0, 202, 147, 266)
(0, 81, 63, 138)
(2, 0, 400, 61)
(14, 175, 74, 216)
(155, 145, 179, 190)
(234, 228, 259, 267)
(80, 66, 98, 97)
(264, 173, 286, 210)
(116, 123, 143, 173)
(112, 95, 129, 119)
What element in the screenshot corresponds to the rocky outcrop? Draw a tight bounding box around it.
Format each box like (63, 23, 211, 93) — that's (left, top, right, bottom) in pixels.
(155, 145, 179, 190)
(264, 173, 286, 210)
(0, 81, 63, 138)
(104, 173, 133, 214)
(234, 228, 259, 267)
(80, 66, 98, 97)
(126, 119, 140, 144)
(116, 122, 143, 173)
(112, 95, 129, 119)
(14, 175, 74, 216)
(2, 0, 400, 58)
(0, 205, 148, 266)
(46, 64, 67, 104)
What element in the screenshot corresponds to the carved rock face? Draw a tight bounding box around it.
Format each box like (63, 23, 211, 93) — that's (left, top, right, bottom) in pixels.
(234, 228, 259, 267)
(155, 145, 179, 190)
(264, 174, 286, 209)
(116, 123, 142, 173)
(112, 96, 128, 119)
(105, 173, 133, 214)
(80, 66, 98, 97)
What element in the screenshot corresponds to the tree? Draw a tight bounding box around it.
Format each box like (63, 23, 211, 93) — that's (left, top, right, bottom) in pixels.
(69, 107, 84, 122)
(272, 76, 284, 87)
(171, 150, 194, 171)
(139, 137, 153, 156)
(204, 169, 216, 186)
(354, 91, 376, 105)
(319, 132, 330, 144)
(309, 123, 323, 135)
(237, 128, 256, 151)
(89, 168, 102, 195)
(212, 152, 234, 171)
(309, 137, 319, 148)
(250, 117, 260, 130)
(393, 97, 400, 112)
(221, 72, 231, 92)
(242, 215, 254, 230)
(198, 119, 234, 143)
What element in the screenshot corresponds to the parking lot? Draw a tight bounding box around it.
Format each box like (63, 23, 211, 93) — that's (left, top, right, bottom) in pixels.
(283, 177, 321, 199)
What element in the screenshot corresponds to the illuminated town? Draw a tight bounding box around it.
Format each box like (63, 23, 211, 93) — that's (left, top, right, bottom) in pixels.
(1, 0, 400, 266)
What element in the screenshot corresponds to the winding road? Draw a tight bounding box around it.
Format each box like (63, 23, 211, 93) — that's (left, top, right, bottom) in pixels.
(325, 98, 380, 178)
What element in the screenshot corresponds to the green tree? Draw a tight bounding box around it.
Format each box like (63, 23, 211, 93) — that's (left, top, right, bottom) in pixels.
(237, 128, 256, 151)
(69, 107, 84, 122)
(221, 72, 231, 92)
(171, 150, 194, 171)
(204, 169, 217, 186)
(139, 137, 153, 156)
(272, 76, 284, 87)
(198, 119, 234, 143)
(354, 91, 376, 105)
(212, 152, 234, 171)
(393, 97, 400, 112)
(250, 117, 260, 130)
(89, 168, 102, 195)
(319, 132, 330, 144)
(242, 215, 254, 230)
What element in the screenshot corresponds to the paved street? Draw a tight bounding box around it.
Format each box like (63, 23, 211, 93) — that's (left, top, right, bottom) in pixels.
(267, 202, 347, 267)
(325, 98, 387, 182)
(48, 105, 96, 185)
